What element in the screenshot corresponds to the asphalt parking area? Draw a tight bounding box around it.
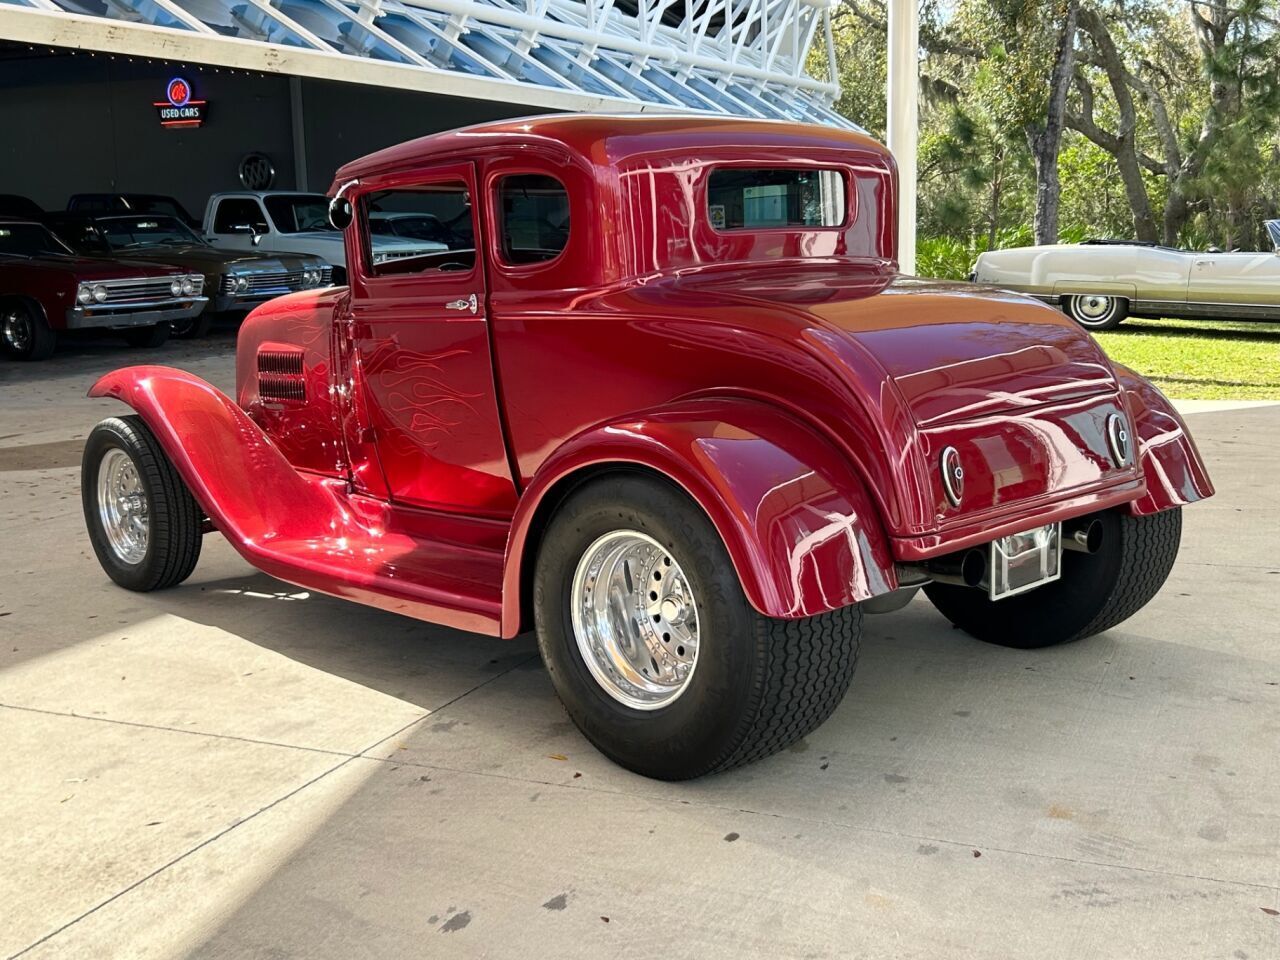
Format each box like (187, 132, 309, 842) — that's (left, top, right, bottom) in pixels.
(2, 337, 1278, 959)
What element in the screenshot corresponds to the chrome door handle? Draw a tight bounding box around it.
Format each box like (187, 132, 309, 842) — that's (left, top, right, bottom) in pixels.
(1194, 259, 1214, 267)
(445, 293, 478, 314)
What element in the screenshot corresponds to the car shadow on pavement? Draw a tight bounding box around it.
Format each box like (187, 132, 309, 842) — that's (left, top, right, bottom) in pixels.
(1117, 319, 1280, 342)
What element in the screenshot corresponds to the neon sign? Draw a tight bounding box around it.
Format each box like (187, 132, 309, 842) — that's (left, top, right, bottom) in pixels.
(153, 77, 207, 129)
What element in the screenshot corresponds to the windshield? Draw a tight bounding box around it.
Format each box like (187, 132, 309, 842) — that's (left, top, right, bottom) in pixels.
(124, 197, 190, 221)
(263, 195, 332, 234)
(97, 216, 204, 248)
(370, 214, 450, 244)
(0, 222, 74, 258)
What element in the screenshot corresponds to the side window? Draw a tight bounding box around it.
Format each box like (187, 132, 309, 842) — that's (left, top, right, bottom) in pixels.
(363, 183, 475, 278)
(496, 174, 570, 265)
(213, 198, 268, 234)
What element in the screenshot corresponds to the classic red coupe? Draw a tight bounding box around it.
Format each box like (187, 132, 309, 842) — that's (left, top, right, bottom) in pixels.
(80, 116, 1213, 780)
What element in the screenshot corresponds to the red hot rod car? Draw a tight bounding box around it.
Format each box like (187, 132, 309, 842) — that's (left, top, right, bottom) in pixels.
(81, 116, 1212, 780)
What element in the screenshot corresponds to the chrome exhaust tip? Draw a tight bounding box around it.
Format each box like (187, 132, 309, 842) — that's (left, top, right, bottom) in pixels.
(1063, 517, 1104, 554)
(924, 548, 987, 589)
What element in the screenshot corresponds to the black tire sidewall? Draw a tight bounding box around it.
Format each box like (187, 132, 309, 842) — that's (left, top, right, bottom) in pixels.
(82, 421, 165, 590)
(124, 323, 171, 349)
(171, 312, 213, 339)
(1066, 295, 1127, 330)
(1, 301, 55, 361)
(534, 476, 762, 779)
(924, 509, 1176, 648)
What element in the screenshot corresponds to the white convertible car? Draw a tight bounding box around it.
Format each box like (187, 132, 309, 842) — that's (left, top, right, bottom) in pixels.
(972, 220, 1280, 329)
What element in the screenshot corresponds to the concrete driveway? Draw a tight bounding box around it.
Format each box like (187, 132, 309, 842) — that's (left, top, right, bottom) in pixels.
(2, 333, 1278, 959)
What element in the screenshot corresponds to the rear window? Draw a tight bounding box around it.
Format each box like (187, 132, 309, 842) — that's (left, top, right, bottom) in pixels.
(496, 174, 570, 265)
(707, 168, 847, 230)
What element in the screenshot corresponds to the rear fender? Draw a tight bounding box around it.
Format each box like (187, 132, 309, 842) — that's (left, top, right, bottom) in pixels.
(1114, 364, 1215, 515)
(87, 366, 341, 543)
(501, 398, 896, 637)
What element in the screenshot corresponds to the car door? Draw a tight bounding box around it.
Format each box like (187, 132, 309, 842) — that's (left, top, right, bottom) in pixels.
(208, 196, 270, 252)
(1186, 249, 1280, 307)
(343, 163, 518, 517)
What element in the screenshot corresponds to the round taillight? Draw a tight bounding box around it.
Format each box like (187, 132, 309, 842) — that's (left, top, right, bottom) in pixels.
(940, 446, 964, 508)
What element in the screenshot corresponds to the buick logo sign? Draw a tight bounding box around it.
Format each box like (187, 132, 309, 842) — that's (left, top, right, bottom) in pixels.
(1107, 414, 1131, 467)
(239, 152, 276, 190)
(940, 446, 964, 508)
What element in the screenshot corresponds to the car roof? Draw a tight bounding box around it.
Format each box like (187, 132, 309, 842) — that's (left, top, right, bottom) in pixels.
(336, 113, 885, 183)
(211, 190, 328, 198)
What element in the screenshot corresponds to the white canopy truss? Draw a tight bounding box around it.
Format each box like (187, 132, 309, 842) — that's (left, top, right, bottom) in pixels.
(0, 0, 858, 128)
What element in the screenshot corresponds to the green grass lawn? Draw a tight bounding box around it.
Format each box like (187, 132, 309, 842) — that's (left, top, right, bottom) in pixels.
(1092, 317, 1280, 400)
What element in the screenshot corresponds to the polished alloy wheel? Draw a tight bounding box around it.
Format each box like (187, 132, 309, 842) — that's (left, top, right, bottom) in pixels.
(96, 447, 149, 564)
(2, 308, 32, 354)
(570, 530, 700, 710)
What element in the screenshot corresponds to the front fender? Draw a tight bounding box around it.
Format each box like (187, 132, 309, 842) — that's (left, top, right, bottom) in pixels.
(87, 366, 340, 543)
(501, 398, 896, 636)
(1114, 365, 1215, 515)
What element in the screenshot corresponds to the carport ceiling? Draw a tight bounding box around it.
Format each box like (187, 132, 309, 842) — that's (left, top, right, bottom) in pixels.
(0, 0, 856, 127)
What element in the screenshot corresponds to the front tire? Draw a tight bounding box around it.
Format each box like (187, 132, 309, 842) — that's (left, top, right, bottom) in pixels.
(170, 311, 213, 339)
(534, 474, 861, 780)
(1064, 294, 1128, 330)
(924, 508, 1181, 649)
(82, 416, 202, 592)
(1, 301, 56, 361)
(122, 323, 171, 349)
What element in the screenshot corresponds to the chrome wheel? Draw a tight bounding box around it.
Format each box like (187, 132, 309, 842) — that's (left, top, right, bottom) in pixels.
(2, 308, 32, 354)
(570, 530, 700, 711)
(1069, 294, 1121, 327)
(96, 447, 149, 565)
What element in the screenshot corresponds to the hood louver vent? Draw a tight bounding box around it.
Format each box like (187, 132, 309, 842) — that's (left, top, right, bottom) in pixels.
(257, 348, 306, 403)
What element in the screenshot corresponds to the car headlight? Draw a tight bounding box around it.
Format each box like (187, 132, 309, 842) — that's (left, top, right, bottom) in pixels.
(234, 275, 249, 293)
(77, 284, 93, 305)
(92, 284, 108, 303)
(372, 252, 389, 264)
(169, 278, 182, 297)
(181, 276, 196, 296)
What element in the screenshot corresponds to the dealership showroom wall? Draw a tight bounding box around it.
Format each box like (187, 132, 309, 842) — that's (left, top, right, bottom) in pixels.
(0, 46, 537, 214)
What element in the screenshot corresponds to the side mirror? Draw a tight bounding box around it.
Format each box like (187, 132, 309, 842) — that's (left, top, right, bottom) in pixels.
(329, 196, 353, 231)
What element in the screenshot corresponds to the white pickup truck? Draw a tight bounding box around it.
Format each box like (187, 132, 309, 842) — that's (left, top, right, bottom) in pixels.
(202, 191, 445, 283)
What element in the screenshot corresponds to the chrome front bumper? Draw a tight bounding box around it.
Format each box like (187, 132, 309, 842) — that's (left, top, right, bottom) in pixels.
(66, 298, 208, 330)
(212, 291, 299, 313)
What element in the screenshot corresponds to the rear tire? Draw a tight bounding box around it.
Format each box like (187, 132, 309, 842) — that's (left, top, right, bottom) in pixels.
(82, 416, 202, 592)
(1064, 294, 1128, 330)
(924, 508, 1181, 649)
(122, 323, 171, 349)
(1, 301, 56, 361)
(534, 474, 862, 780)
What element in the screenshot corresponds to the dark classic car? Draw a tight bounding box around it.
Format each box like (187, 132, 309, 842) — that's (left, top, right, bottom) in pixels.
(0, 194, 45, 219)
(67, 193, 201, 229)
(1, 218, 205, 360)
(47, 213, 332, 338)
(80, 116, 1212, 780)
